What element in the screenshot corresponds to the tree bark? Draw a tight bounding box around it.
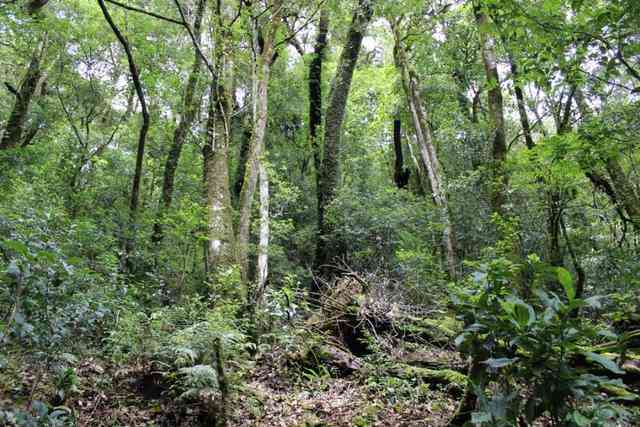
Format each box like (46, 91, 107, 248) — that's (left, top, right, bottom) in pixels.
(204, 81, 236, 278)
(98, 0, 150, 273)
(509, 58, 535, 150)
(237, 1, 282, 283)
(474, 2, 508, 216)
(255, 160, 269, 304)
(233, 116, 252, 203)
(392, 119, 410, 188)
(309, 9, 329, 204)
(315, 0, 373, 270)
(392, 22, 457, 279)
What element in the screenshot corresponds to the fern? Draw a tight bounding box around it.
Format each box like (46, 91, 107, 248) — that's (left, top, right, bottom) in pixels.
(177, 365, 218, 401)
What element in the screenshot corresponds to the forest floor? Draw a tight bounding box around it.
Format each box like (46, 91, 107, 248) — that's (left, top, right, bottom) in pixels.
(2, 338, 463, 426)
(2, 273, 467, 426)
(3, 275, 638, 426)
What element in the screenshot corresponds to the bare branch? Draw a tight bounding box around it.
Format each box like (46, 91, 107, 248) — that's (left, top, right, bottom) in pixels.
(104, 0, 184, 26)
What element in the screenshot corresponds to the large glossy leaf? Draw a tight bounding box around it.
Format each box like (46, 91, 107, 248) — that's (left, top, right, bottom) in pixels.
(556, 267, 575, 302)
(583, 352, 624, 375)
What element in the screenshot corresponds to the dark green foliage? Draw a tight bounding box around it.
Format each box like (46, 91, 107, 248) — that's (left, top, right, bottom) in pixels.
(453, 257, 632, 425)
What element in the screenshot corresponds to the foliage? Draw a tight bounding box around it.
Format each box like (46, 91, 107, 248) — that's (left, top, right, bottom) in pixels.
(453, 258, 631, 425)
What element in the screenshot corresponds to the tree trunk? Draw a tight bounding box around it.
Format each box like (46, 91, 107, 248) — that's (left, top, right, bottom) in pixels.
(392, 119, 410, 188)
(204, 82, 236, 279)
(1, 35, 48, 150)
(309, 9, 329, 204)
(152, 0, 206, 244)
(255, 160, 269, 304)
(392, 23, 457, 279)
(474, 2, 508, 216)
(98, 0, 150, 274)
(233, 116, 251, 203)
(315, 0, 373, 270)
(509, 58, 535, 150)
(237, 1, 282, 283)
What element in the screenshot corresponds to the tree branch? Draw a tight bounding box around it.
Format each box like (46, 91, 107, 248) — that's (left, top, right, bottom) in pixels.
(104, 0, 184, 26)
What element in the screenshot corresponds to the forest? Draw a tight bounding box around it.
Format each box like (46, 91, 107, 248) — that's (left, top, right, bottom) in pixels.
(1, 0, 639, 425)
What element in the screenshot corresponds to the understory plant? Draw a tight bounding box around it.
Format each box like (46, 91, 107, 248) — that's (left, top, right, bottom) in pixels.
(453, 256, 632, 426)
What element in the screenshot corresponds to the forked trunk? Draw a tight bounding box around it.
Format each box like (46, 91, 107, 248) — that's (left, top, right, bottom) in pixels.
(392, 23, 457, 279)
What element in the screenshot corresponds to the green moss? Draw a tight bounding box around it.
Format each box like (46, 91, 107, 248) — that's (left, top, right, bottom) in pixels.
(391, 363, 467, 389)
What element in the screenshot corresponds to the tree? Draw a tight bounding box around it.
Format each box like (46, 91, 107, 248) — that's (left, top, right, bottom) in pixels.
(315, 0, 374, 270)
(237, 0, 283, 284)
(391, 17, 457, 279)
(97, 0, 150, 273)
(474, 0, 508, 216)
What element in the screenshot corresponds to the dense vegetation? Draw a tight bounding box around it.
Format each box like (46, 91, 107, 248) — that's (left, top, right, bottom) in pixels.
(1, 0, 639, 425)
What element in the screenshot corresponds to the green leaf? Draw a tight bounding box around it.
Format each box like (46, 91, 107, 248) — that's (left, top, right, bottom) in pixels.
(503, 296, 535, 328)
(482, 357, 518, 369)
(569, 411, 591, 427)
(2, 240, 29, 257)
(583, 352, 624, 375)
(471, 412, 492, 424)
(6, 260, 20, 278)
(556, 267, 575, 301)
(597, 329, 618, 340)
(583, 296, 602, 309)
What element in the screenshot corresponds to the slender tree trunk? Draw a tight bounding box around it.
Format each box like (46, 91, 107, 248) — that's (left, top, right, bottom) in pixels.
(152, 0, 206, 244)
(509, 58, 535, 149)
(474, 2, 508, 216)
(1, 35, 48, 150)
(233, 117, 251, 202)
(98, 0, 150, 273)
(315, 0, 373, 270)
(392, 24, 457, 279)
(309, 9, 329, 202)
(392, 119, 410, 188)
(255, 160, 269, 304)
(237, 1, 282, 283)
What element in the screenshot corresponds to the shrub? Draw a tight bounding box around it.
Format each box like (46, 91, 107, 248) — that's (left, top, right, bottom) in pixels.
(453, 257, 631, 425)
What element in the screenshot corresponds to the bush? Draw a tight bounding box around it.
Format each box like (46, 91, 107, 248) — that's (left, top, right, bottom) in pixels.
(453, 257, 631, 425)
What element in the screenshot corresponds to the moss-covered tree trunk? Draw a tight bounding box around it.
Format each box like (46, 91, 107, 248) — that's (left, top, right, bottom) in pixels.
(474, 2, 508, 216)
(309, 9, 329, 212)
(204, 80, 236, 280)
(315, 0, 373, 271)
